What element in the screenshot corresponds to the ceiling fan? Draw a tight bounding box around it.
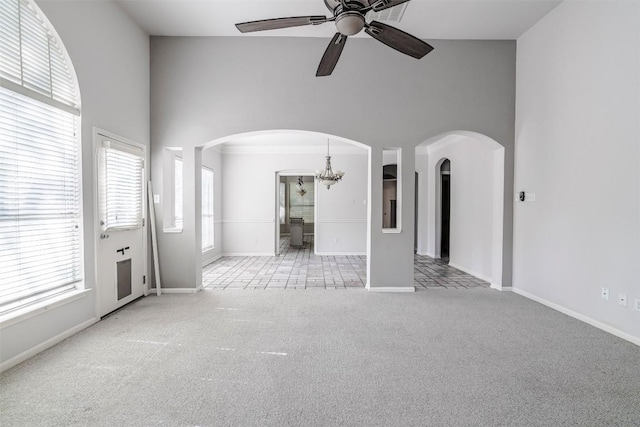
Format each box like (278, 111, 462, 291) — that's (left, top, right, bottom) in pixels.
(235, 0, 434, 77)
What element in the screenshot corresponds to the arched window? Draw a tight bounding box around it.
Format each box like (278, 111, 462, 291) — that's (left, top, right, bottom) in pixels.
(0, 0, 82, 315)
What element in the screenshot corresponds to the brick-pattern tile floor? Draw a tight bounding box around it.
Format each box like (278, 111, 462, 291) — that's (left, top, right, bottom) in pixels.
(203, 237, 490, 291)
(203, 236, 367, 290)
(414, 255, 490, 290)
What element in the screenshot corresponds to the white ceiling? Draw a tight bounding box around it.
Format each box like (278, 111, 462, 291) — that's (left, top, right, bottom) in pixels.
(115, 0, 562, 39)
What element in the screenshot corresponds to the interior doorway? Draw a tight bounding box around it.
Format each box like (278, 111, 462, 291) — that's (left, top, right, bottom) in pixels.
(440, 159, 451, 260)
(276, 173, 315, 256)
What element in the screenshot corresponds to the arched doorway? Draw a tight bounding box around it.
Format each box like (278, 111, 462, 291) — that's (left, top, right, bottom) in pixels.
(197, 130, 372, 289)
(439, 159, 451, 260)
(415, 131, 505, 288)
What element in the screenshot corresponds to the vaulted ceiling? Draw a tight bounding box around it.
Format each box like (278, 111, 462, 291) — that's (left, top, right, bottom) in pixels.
(115, 0, 562, 39)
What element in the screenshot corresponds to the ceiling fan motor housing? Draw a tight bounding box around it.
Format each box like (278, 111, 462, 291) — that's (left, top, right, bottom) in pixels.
(335, 12, 365, 36)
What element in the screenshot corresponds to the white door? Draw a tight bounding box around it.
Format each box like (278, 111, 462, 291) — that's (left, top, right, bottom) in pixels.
(95, 131, 146, 317)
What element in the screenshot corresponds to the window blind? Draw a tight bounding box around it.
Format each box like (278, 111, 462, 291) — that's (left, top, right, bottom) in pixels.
(174, 157, 183, 229)
(202, 167, 214, 250)
(0, 0, 79, 111)
(0, 86, 81, 314)
(98, 143, 144, 231)
(289, 180, 314, 223)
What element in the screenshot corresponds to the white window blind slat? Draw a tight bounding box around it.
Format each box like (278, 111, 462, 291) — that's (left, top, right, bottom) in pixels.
(0, 86, 81, 314)
(0, 0, 21, 84)
(98, 144, 144, 232)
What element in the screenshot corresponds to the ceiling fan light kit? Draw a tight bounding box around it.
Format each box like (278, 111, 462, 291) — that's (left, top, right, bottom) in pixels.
(235, 0, 433, 76)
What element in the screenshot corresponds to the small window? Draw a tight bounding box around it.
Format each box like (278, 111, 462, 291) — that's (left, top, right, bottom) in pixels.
(279, 181, 286, 225)
(289, 177, 314, 224)
(162, 148, 183, 232)
(174, 157, 183, 230)
(201, 167, 214, 251)
(98, 142, 144, 231)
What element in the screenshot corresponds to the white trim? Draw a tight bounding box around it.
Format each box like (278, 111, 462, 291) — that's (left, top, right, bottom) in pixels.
(162, 227, 183, 234)
(0, 75, 79, 116)
(0, 288, 91, 330)
(202, 253, 222, 267)
(0, 317, 97, 373)
(512, 288, 640, 347)
(490, 284, 513, 292)
(221, 144, 365, 155)
(148, 287, 202, 294)
(314, 251, 367, 256)
(222, 252, 275, 257)
(317, 219, 367, 224)
(448, 262, 493, 284)
(222, 220, 275, 224)
(366, 286, 415, 293)
(382, 228, 402, 234)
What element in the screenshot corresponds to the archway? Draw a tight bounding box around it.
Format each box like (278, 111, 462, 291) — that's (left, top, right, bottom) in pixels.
(415, 131, 505, 288)
(438, 158, 451, 260)
(197, 130, 372, 289)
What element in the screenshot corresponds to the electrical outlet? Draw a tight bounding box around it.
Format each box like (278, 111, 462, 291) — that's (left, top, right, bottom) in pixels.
(618, 293, 627, 307)
(634, 298, 640, 311)
(601, 288, 609, 300)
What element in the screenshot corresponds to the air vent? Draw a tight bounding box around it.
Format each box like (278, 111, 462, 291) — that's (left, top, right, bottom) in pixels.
(366, 2, 408, 22)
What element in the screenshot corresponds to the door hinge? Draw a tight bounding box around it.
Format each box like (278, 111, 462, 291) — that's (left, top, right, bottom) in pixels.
(143, 275, 146, 284)
(142, 218, 145, 227)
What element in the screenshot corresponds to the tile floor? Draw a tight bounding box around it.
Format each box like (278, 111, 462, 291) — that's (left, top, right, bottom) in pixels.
(413, 255, 490, 290)
(203, 236, 366, 290)
(203, 236, 490, 290)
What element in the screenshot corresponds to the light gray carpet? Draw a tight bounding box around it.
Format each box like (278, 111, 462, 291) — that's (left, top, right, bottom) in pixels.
(1, 289, 639, 426)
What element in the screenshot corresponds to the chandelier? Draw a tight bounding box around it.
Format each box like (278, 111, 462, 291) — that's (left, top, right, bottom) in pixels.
(315, 139, 344, 190)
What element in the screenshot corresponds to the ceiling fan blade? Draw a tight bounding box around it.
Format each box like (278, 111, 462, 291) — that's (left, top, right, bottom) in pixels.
(365, 21, 433, 59)
(236, 16, 329, 33)
(316, 33, 348, 77)
(371, 0, 412, 13)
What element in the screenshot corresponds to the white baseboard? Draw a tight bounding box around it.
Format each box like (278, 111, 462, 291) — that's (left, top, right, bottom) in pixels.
(222, 252, 274, 257)
(314, 251, 367, 256)
(512, 288, 640, 347)
(202, 253, 222, 267)
(366, 286, 415, 293)
(490, 284, 513, 292)
(1, 317, 97, 373)
(448, 262, 493, 283)
(150, 287, 202, 294)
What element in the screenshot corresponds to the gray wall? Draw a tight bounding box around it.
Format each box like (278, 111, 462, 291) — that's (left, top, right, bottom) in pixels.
(1, 1, 150, 367)
(514, 0, 640, 341)
(150, 36, 516, 289)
